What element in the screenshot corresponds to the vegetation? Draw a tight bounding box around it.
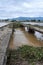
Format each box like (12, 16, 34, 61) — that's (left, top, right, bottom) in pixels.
(7, 45, 43, 65)
(13, 22, 22, 28)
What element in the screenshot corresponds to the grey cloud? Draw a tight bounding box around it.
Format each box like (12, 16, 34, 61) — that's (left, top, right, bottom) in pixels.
(0, 0, 43, 19)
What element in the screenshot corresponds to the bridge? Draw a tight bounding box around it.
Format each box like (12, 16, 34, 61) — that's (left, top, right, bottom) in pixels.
(21, 22, 43, 34)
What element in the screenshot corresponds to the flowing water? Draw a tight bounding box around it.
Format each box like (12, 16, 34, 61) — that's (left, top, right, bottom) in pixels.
(9, 28, 43, 49)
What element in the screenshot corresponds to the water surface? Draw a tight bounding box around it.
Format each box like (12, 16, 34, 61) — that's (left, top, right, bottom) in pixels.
(9, 28, 43, 49)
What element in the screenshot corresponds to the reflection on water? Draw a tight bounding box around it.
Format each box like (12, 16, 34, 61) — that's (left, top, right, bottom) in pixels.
(9, 28, 43, 49)
(35, 31, 43, 41)
(25, 27, 43, 41)
(9, 28, 32, 49)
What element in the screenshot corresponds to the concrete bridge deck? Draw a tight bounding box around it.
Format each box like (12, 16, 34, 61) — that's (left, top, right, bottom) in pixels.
(32, 26, 43, 33)
(21, 22, 43, 33)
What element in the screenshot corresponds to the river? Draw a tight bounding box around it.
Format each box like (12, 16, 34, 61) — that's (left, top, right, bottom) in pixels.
(21, 22, 43, 26)
(9, 28, 43, 49)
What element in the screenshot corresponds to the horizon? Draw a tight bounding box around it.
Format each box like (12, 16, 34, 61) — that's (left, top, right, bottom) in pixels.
(0, 16, 43, 20)
(0, 0, 43, 19)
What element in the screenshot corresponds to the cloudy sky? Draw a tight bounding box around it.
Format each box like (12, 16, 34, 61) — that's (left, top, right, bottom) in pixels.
(0, 0, 43, 19)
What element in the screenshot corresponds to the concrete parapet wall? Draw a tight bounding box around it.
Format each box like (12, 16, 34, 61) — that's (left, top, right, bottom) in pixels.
(0, 28, 12, 65)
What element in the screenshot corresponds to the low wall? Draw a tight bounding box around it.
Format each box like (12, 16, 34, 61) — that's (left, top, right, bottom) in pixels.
(0, 29, 12, 65)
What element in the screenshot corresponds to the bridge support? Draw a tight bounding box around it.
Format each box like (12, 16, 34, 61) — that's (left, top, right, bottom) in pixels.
(28, 27, 35, 34)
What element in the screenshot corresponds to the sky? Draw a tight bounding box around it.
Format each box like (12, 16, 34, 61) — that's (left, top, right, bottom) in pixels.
(0, 0, 43, 19)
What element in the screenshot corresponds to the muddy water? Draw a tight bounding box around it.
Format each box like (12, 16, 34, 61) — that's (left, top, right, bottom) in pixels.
(9, 28, 43, 49)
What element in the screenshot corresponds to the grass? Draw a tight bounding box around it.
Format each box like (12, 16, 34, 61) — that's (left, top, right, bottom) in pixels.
(7, 45, 43, 65)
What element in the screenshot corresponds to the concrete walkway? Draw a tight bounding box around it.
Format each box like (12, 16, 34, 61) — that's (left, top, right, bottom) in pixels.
(0, 28, 12, 65)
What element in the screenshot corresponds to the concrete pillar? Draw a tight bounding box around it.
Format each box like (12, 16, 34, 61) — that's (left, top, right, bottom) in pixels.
(28, 27, 35, 33)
